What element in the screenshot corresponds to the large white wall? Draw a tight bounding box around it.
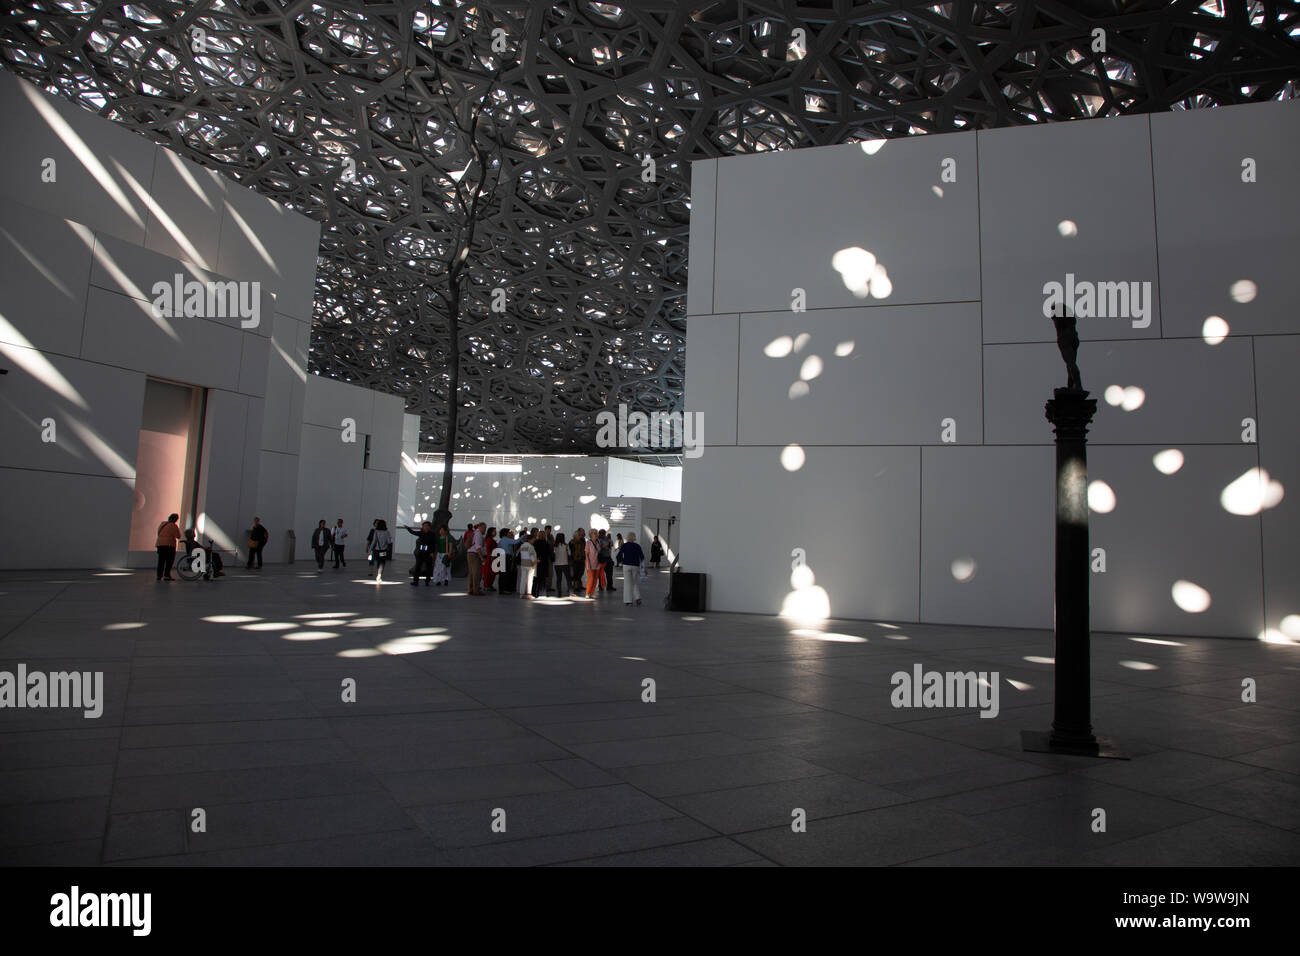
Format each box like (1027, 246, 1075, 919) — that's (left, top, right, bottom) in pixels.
(291, 376, 408, 561)
(0, 69, 320, 567)
(681, 99, 1300, 639)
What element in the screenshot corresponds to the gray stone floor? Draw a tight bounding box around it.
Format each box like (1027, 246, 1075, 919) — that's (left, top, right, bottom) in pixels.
(0, 564, 1297, 866)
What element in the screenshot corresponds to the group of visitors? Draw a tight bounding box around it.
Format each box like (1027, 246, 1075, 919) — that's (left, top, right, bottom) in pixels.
(153, 513, 226, 580)
(155, 510, 668, 604)
(308, 518, 351, 571)
(393, 522, 658, 606)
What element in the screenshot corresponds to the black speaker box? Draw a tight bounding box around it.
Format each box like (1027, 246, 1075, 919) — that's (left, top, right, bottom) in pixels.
(668, 572, 707, 612)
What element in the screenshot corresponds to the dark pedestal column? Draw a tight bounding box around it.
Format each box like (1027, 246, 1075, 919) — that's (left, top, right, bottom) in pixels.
(1022, 388, 1127, 759)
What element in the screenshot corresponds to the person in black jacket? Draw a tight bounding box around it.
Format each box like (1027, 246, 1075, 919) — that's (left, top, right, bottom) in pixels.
(402, 521, 439, 586)
(246, 517, 269, 569)
(311, 520, 332, 571)
(532, 531, 553, 597)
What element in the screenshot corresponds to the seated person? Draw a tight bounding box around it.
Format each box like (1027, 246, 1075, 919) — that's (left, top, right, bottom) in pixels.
(183, 528, 225, 578)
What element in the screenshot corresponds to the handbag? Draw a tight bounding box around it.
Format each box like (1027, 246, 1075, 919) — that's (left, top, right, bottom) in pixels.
(247, 538, 257, 550)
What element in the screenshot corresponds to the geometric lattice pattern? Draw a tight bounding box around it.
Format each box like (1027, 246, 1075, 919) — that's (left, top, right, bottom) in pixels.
(2, 1, 1297, 452)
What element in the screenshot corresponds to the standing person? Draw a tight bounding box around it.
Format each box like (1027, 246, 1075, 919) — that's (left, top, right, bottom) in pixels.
(516, 531, 537, 600)
(532, 529, 552, 598)
(542, 525, 555, 593)
(650, 535, 664, 569)
(585, 531, 604, 597)
(617, 532, 646, 606)
(571, 529, 587, 595)
(553, 533, 571, 597)
(365, 519, 378, 576)
(432, 525, 453, 586)
(482, 527, 498, 592)
(466, 522, 486, 595)
(332, 519, 348, 568)
(614, 532, 625, 588)
(496, 527, 517, 595)
(311, 520, 332, 571)
(246, 517, 268, 569)
(598, 531, 615, 591)
(402, 520, 437, 585)
(156, 513, 182, 581)
(370, 519, 392, 582)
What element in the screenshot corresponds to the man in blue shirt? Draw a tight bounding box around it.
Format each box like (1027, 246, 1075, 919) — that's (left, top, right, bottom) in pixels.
(495, 528, 519, 594)
(616, 532, 646, 606)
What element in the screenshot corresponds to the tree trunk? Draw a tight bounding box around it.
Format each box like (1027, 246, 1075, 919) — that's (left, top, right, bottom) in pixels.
(431, 280, 461, 536)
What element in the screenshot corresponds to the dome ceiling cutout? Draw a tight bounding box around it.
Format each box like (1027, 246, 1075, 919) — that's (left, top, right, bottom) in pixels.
(1, 0, 1297, 452)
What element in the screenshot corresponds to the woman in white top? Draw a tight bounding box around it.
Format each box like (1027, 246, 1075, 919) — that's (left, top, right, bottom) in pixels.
(516, 531, 537, 599)
(552, 532, 571, 597)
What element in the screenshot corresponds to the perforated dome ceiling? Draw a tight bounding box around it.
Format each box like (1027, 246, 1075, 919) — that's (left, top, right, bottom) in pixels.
(2, 1, 1297, 451)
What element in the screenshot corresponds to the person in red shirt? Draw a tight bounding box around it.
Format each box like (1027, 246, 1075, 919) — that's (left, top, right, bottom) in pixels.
(155, 513, 182, 581)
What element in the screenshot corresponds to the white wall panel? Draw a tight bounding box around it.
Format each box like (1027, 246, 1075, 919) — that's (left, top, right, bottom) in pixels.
(360, 469, 398, 534)
(920, 446, 1054, 629)
(369, 392, 407, 470)
(238, 333, 270, 398)
(0, 468, 133, 570)
(302, 370, 372, 429)
(236, 395, 264, 541)
(983, 337, 1256, 445)
(0, 70, 154, 248)
(216, 190, 320, 323)
(686, 159, 717, 316)
(1253, 334, 1300, 636)
(713, 132, 979, 315)
(1088, 445, 1263, 638)
(260, 312, 305, 453)
(0, 197, 93, 357)
(0, 345, 143, 479)
(680, 445, 920, 620)
(737, 303, 982, 445)
(89, 232, 274, 338)
(253, 449, 298, 563)
(1152, 100, 1300, 339)
(979, 114, 1160, 344)
(396, 413, 421, 527)
(80, 287, 243, 392)
(143, 149, 228, 271)
(682, 313, 738, 447)
(195, 388, 249, 556)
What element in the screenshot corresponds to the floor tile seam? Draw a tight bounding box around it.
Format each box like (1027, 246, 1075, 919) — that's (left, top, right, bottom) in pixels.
(1034, 768, 1293, 833)
(104, 774, 394, 816)
(0, 836, 106, 859)
(100, 638, 139, 866)
(100, 823, 424, 865)
(406, 806, 691, 852)
(540, 834, 765, 867)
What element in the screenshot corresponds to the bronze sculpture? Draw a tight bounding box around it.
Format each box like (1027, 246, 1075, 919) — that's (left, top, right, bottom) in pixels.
(1051, 306, 1083, 391)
